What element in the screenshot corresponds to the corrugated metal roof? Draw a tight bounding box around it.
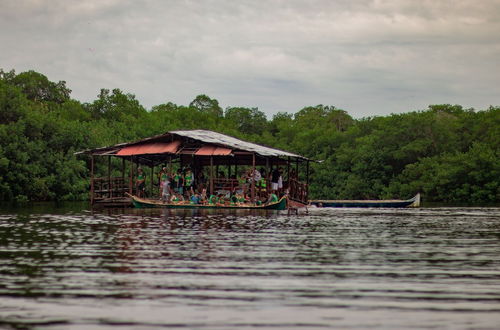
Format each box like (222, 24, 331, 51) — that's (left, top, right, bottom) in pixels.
(76, 129, 307, 160)
(171, 130, 305, 159)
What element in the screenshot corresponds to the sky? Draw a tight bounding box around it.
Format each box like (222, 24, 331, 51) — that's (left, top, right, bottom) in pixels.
(1, 0, 499, 118)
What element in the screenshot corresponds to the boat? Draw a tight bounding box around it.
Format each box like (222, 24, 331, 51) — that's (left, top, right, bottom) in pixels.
(126, 193, 288, 210)
(77, 129, 311, 209)
(309, 193, 420, 208)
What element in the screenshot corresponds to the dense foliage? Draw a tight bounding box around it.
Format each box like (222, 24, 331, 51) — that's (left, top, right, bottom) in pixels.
(0, 69, 498, 204)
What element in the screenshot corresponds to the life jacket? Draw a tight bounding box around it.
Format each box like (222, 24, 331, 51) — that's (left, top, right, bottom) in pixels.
(174, 174, 182, 187)
(209, 195, 217, 204)
(259, 178, 266, 189)
(185, 174, 193, 186)
(269, 193, 278, 203)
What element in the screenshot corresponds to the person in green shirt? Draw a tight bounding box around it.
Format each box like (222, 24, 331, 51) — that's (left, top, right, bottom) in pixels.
(136, 167, 146, 198)
(267, 193, 279, 204)
(208, 194, 217, 205)
(184, 168, 194, 198)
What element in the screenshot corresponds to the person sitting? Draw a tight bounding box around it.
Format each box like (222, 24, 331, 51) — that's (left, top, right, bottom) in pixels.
(216, 193, 227, 206)
(170, 193, 184, 203)
(267, 192, 279, 204)
(190, 193, 201, 204)
(208, 194, 218, 205)
(200, 188, 208, 204)
(230, 194, 238, 206)
(235, 193, 247, 205)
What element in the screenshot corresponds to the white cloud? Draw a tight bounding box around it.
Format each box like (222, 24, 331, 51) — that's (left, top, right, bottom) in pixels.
(1, 0, 499, 117)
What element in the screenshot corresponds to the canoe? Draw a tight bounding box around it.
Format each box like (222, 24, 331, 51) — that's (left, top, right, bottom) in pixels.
(310, 193, 420, 208)
(126, 193, 288, 210)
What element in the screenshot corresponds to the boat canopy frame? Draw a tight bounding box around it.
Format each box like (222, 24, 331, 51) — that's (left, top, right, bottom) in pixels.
(77, 129, 311, 206)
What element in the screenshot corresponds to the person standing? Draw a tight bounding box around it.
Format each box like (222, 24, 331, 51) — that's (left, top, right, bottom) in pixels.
(173, 169, 184, 196)
(271, 168, 280, 193)
(184, 168, 195, 198)
(136, 167, 146, 198)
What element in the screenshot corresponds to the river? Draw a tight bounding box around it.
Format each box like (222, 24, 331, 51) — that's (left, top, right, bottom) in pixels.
(0, 205, 499, 329)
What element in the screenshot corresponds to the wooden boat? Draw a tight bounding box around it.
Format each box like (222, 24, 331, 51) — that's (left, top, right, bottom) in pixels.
(310, 193, 420, 208)
(127, 193, 288, 210)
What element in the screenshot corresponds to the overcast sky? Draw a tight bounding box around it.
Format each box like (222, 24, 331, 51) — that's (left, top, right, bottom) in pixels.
(1, 0, 499, 118)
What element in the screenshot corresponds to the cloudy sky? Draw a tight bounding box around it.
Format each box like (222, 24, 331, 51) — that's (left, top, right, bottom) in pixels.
(1, 0, 499, 118)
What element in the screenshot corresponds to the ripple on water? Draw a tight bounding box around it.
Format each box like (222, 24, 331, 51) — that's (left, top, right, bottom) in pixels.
(0, 206, 500, 328)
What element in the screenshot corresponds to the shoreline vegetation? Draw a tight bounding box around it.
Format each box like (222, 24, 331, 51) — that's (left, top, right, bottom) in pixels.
(0, 69, 498, 204)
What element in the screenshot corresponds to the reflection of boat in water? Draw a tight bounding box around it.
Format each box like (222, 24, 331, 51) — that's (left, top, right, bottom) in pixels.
(127, 193, 288, 210)
(310, 193, 420, 208)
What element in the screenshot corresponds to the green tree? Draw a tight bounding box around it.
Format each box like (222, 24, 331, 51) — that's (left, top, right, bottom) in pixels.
(189, 94, 223, 118)
(224, 106, 268, 135)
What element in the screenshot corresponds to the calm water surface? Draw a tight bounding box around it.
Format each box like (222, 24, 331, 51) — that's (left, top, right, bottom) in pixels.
(0, 204, 499, 329)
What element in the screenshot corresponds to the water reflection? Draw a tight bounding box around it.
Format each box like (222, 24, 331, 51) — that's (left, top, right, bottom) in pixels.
(0, 206, 499, 328)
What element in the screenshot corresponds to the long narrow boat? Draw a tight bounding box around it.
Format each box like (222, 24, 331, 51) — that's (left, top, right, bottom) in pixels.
(310, 193, 420, 208)
(127, 193, 288, 210)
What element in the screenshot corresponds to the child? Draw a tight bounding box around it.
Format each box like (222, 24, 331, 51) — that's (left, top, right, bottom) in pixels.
(161, 174, 170, 203)
(200, 188, 208, 204)
(190, 193, 200, 204)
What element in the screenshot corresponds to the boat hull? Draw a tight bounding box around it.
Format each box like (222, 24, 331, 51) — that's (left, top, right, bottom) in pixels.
(310, 194, 420, 208)
(128, 194, 287, 210)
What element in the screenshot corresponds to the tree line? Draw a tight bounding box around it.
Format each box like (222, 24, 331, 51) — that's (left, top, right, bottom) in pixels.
(0, 69, 498, 204)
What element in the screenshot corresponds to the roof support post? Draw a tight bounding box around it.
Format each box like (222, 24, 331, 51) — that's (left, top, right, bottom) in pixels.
(251, 153, 255, 203)
(266, 157, 270, 195)
(129, 156, 134, 195)
(121, 157, 125, 199)
(108, 156, 112, 199)
(286, 157, 290, 192)
(306, 160, 310, 202)
(150, 165, 154, 198)
(210, 156, 214, 196)
(296, 158, 299, 181)
(90, 155, 95, 205)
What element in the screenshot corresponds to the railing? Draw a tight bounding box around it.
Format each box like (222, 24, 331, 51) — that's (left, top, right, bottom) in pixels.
(92, 177, 129, 202)
(288, 179, 308, 204)
(213, 178, 239, 192)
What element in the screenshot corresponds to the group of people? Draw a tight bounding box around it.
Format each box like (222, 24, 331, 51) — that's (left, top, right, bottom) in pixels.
(135, 165, 285, 206)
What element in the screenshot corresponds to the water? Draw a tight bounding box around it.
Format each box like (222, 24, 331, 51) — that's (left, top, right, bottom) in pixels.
(0, 205, 499, 329)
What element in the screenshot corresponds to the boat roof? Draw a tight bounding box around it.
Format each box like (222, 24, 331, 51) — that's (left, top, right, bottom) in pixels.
(76, 129, 308, 161)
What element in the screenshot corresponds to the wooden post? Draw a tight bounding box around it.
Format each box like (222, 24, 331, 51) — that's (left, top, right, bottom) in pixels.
(150, 165, 154, 198)
(251, 153, 255, 203)
(121, 157, 125, 197)
(129, 157, 134, 195)
(306, 160, 310, 201)
(90, 155, 95, 205)
(266, 157, 270, 195)
(210, 156, 214, 195)
(296, 159, 299, 180)
(287, 156, 290, 191)
(107, 156, 111, 198)
(228, 162, 232, 191)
